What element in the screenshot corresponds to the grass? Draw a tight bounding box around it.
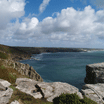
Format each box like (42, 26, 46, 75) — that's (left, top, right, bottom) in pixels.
(0, 52, 8, 59)
(0, 65, 6, 69)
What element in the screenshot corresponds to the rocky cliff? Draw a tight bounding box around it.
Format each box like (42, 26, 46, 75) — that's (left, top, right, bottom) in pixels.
(81, 62, 104, 104)
(1, 59, 43, 82)
(84, 62, 104, 84)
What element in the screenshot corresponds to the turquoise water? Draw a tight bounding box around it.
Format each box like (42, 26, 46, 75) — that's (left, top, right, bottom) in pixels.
(20, 51, 104, 90)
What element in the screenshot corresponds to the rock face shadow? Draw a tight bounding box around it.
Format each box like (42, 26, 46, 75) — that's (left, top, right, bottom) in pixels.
(35, 84, 45, 98)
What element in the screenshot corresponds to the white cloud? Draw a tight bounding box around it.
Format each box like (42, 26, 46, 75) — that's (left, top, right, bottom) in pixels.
(39, 0, 50, 13)
(1, 1, 104, 48)
(0, 0, 25, 30)
(13, 17, 39, 39)
(6, 5, 104, 47)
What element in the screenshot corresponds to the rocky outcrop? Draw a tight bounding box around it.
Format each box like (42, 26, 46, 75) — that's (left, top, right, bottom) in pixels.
(82, 62, 104, 104)
(0, 79, 13, 104)
(84, 62, 104, 84)
(0, 59, 43, 82)
(14, 62, 43, 82)
(15, 78, 83, 102)
(81, 84, 104, 104)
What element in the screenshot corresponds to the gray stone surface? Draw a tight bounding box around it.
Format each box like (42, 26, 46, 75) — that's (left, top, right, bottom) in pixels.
(81, 83, 104, 104)
(10, 100, 20, 104)
(16, 78, 83, 102)
(0, 79, 13, 104)
(85, 62, 104, 84)
(14, 62, 43, 82)
(0, 83, 7, 91)
(0, 79, 11, 87)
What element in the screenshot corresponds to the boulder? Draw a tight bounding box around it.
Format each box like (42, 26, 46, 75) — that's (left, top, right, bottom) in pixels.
(81, 84, 104, 104)
(15, 78, 83, 102)
(85, 62, 104, 84)
(0, 79, 11, 87)
(0, 79, 13, 104)
(15, 78, 42, 99)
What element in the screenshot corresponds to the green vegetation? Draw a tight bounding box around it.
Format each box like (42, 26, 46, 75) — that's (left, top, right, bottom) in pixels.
(0, 65, 6, 69)
(0, 52, 8, 59)
(53, 93, 97, 104)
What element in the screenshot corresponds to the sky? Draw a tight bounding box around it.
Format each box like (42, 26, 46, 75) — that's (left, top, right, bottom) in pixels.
(0, 0, 104, 48)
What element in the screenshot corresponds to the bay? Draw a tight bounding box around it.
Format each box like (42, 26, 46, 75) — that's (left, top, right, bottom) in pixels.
(20, 50, 104, 90)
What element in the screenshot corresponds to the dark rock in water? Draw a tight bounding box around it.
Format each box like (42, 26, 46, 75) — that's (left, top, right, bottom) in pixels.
(85, 62, 104, 84)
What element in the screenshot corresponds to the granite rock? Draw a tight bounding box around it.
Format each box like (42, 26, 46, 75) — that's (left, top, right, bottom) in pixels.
(81, 83, 104, 104)
(85, 62, 104, 84)
(0, 59, 43, 82)
(0, 79, 13, 104)
(15, 78, 83, 102)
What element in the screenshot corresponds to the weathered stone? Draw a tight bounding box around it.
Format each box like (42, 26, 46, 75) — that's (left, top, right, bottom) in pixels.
(85, 62, 104, 84)
(15, 78, 83, 102)
(0, 83, 7, 91)
(81, 83, 104, 104)
(0, 79, 11, 87)
(16, 78, 42, 99)
(10, 100, 20, 104)
(1, 58, 43, 82)
(14, 62, 43, 82)
(0, 79, 13, 104)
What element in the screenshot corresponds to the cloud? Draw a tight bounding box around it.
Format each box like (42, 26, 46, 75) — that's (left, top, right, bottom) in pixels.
(1, 1, 104, 47)
(39, 0, 51, 13)
(0, 0, 25, 30)
(12, 5, 104, 46)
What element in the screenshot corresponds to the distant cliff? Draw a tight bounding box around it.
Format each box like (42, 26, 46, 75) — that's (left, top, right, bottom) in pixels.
(0, 44, 31, 61)
(12, 47, 103, 54)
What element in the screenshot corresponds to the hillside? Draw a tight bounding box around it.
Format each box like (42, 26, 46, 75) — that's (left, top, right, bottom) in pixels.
(12, 46, 104, 54)
(0, 44, 31, 61)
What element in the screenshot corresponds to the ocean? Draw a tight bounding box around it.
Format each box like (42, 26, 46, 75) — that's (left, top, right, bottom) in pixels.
(20, 50, 104, 90)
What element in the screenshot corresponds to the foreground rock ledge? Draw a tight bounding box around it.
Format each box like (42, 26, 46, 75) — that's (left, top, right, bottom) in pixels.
(0, 79, 13, 104)
(16, 78, 83, 102)
(85, 62, 104, 84)
(81, 84, 104, 104)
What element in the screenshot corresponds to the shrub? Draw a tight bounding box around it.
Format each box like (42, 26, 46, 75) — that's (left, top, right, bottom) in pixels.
(53, 93, 97, 104)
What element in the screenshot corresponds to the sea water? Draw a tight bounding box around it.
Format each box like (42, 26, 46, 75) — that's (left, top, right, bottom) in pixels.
(20, 50, 104, 90)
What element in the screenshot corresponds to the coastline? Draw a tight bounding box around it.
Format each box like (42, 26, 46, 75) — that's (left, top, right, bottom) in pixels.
(1, 44, 104, 103)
